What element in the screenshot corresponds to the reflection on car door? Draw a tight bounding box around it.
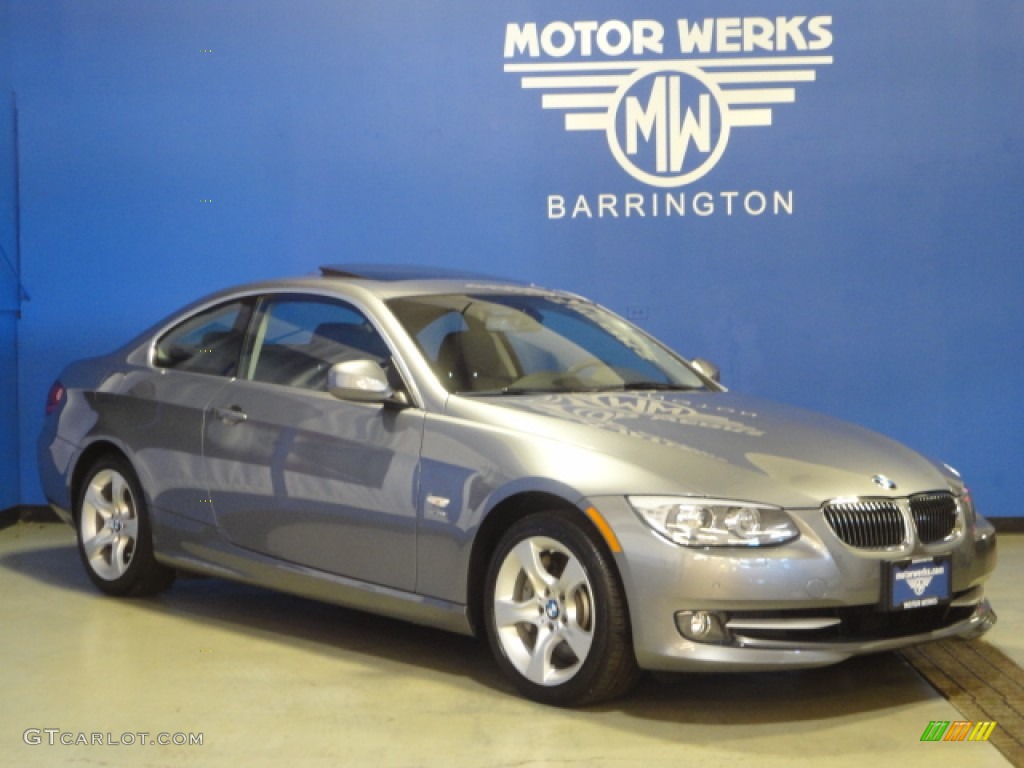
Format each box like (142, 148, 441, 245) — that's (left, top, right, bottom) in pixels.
(201, 295, 423, 591)
(133, 298, 254, 524)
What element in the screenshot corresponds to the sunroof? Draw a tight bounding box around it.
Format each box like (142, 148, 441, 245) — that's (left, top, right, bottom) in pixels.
(319, 264, 505, 282)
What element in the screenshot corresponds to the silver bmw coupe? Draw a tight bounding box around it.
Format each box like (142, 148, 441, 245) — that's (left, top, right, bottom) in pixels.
(38, 265, 997, 706)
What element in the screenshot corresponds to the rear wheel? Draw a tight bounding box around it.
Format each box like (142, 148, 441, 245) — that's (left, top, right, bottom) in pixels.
(75, 455, 175, 596)
(483, 512, 639, 706)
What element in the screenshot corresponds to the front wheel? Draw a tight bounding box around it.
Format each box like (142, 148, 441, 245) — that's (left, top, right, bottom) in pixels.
(75, 455, 175, 597)
(483, 512, 639, 706)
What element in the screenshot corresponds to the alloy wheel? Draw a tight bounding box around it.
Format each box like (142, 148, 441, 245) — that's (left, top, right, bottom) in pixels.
(491, 534, 596, 686)
(79, 468, 139, 581)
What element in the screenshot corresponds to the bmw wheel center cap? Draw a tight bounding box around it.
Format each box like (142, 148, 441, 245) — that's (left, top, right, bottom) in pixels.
(545, 599, 560, 620)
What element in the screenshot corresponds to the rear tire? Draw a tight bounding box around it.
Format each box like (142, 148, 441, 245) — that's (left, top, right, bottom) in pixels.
(75, 455, 175, 597)
(483, 511, 640, 706)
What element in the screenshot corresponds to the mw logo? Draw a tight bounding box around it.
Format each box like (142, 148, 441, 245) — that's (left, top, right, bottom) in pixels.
(609, 65, 728, 187)
(920, 720, 997, 742)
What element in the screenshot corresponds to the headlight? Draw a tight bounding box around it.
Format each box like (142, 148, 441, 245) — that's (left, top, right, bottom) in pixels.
(943, 463, 977, 525)
(628, 497, 800, 547)
(958, 487, 978, 526)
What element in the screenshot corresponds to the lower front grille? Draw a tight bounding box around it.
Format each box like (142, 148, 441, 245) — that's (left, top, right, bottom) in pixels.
(823, 500, 905, 549)
(728, 601, 977, 644)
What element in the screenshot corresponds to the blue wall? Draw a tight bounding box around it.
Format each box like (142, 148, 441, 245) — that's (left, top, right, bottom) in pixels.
(5, 1, 1023, 517)
(1, 0, 21, 510)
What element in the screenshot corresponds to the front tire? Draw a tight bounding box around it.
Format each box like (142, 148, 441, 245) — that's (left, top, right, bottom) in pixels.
(483, 512, 639, 706)
(75, 455, 175, 597)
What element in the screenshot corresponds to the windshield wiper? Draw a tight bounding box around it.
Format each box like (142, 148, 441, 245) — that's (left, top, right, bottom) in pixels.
(461, 382, 704, 396)
(593, 382, 705, 392)
(461, 386, 573, 396)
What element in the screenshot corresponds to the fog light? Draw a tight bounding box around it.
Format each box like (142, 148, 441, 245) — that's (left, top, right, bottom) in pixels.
(675, 610, 729, 644)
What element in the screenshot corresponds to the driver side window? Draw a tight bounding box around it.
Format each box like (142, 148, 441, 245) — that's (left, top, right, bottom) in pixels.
(245, 296, 391, 391)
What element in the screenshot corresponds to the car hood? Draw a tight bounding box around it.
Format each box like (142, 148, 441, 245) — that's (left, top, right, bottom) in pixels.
(456, 390, 953, 508)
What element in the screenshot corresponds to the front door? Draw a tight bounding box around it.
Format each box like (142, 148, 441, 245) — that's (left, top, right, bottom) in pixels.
(203, 294, 422, 591)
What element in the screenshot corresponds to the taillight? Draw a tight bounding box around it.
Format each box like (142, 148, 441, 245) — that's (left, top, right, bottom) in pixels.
(45, 381, 65, 415)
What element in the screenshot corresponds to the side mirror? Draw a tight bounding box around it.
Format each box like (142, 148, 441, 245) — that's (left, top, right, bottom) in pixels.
(690, 357, 721, 383)
(327, 359, 395, 402)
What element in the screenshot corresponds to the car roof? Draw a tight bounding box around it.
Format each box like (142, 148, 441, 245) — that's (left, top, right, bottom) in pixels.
(309, 263, 561, 300)
(158, 267, 572, 323)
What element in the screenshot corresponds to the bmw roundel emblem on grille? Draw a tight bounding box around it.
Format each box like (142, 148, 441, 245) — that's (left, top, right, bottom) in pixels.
(872, 474, 897, 490)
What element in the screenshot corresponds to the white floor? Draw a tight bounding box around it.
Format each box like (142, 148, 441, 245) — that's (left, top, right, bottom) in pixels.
(1, 522, 1018, 767)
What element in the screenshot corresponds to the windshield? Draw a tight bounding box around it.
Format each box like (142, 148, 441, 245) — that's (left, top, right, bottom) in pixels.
(387, 293, 709, 395)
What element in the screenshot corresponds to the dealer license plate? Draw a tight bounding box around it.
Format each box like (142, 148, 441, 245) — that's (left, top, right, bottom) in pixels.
(887, 556, 951, 610)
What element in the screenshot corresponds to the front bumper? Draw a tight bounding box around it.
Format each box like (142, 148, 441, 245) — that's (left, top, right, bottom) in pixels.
(641, 594, 995, 672)
(588, 495, 998, 672)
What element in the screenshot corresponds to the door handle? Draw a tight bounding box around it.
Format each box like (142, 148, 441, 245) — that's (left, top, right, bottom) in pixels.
(213, 405, 248, 425)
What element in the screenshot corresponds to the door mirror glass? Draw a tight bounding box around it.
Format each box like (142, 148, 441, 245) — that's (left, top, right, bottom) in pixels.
(327, 359, 394, 402)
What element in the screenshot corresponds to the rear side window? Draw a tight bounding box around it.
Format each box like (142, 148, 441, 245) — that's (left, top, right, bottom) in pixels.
(153, 299, 252, 376)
